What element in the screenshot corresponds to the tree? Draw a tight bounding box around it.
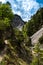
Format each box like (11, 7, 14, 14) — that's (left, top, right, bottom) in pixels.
(0, 3, 14, 20)
(0, 18, 10, 30)
(31, 43, 43, 65)
(6, 1, 11, 6)
(39, 36, 43, 44)
(0, 3, 14, 52)
(30, 43, 40, 65)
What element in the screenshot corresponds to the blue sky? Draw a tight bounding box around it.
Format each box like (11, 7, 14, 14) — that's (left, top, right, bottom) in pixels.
(0, 0, 43, 21)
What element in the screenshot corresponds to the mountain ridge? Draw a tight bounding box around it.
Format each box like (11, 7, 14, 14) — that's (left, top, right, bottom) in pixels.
(11, 14, 26, 30)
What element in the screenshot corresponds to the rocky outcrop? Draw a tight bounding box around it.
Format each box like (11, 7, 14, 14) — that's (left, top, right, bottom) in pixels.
(11, 14, 25, 30)
(30, 27, 43, 45)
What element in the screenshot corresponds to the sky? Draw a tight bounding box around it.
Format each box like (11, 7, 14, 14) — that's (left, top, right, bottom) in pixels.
(0, 0, 43, 21)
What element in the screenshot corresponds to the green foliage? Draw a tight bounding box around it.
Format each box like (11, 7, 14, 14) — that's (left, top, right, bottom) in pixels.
(39, 36, 43, 44)
(31, 43, 43, 65)
(22, 24, 28, 38)
(0, 3, 14, 20)
(0, 18, 10, 30)
(15, 28, 24, 43)
(0, 61, 6, 65)
(22, 8, 43, 36)
(9, 28, 24, 48)
(33, 43, 40, 53)
(6, 1, 11, 6)
(30, 57, 39, 65)
(0, 2, 14, 53)
(30, 44, 40, 65)
(0, 2, 14, 39)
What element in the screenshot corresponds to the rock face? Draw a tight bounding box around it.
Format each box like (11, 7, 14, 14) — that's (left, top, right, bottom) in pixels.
(11, 14, 25, 31)
(30, 27, 43, 45)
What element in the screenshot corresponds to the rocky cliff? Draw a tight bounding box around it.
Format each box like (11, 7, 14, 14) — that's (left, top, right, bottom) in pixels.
(11, 14, 25, 30)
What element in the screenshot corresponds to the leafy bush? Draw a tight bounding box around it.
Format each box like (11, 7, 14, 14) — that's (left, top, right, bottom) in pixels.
(0, 60, 6, 65)
(39, 36, 43, 44)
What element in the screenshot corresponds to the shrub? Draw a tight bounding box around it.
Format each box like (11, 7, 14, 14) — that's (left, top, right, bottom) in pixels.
(39, 36, 43, 44)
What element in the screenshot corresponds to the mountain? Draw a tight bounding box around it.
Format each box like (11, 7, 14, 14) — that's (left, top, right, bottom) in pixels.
(11, 14, 25, 31)
(22, 8, 43, 36)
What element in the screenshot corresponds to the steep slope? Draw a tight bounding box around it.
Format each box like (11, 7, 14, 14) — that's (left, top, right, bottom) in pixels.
(11, 14, 25, 30)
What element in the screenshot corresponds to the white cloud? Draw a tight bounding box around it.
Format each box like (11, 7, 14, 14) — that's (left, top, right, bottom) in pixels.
(13, 10, 21, 16)
(0, 0, 6, 3)
(12, 0, 40, 21)
(14, 4, 17, 8)
(22, 0, 39, 12)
